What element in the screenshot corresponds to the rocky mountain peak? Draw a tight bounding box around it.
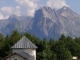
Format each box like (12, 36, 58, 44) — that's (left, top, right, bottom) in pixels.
(57, 6, 73, 14)
(57, 6, 76, 18)
(35, 6, 56, 18)
(62, 6, 69, 10)
(9, 14, 18, 18)
(1, 6, 80, 39)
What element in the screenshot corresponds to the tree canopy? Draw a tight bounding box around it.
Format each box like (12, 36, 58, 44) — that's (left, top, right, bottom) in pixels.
(0, 31, 80, 60)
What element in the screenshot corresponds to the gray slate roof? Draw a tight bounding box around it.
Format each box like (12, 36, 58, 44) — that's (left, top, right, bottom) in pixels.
(3, 51, 34, 60)
(15, 51, 34, 59)
(11, 36, 37, 49)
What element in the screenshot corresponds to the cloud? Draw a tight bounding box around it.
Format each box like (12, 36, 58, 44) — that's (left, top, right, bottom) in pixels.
(30, 0, 39, 2)
(1, 6, 21, 16)
(27, 9, 35, 16)
(0, 6, 21, 19)
(0, 0, 39, 19)
(0, 12, 4, 19)
(0, 0, 69, 19)
(15, 0, 39, 17)
(1, 7, 13, 15)
(46, 0, 69, 9)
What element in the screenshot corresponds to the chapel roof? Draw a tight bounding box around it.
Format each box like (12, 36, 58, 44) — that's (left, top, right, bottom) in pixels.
(11, 36, 37, 49)
(3, 51, 34, 60)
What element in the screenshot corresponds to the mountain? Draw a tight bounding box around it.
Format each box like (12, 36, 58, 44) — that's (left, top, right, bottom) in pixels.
(29, 6, 62, 39)
(1, 15, 33, 36)
(30, 6, 80, 39)
(57, 6, 80, 38)
(1, 6, 80, 39)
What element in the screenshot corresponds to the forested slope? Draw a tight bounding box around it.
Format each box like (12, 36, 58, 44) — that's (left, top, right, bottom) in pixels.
(0, 30, 80, 60)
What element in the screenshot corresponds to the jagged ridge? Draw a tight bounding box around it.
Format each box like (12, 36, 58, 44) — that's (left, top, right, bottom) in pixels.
(0, 6, 80, 39)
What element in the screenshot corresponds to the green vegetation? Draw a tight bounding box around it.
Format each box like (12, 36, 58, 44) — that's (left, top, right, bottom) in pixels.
(0, 30, 80, 60)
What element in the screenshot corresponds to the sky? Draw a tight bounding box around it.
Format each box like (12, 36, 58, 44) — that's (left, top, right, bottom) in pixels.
(0, 0, 80, 19)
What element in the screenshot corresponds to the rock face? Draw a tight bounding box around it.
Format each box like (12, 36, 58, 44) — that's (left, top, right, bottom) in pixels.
(30, 6, 80, 39)
(1, 6, 80, 39)
(1, 15, 33, 36)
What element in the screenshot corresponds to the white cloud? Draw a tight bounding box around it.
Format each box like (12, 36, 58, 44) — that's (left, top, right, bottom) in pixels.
(27, 9, 35, 16)
(30, 0, 39, 2)
(0, 0, 69, 19)
(0, 12, 4, 19)
(1, 7, 13, 15)
(46, 0, 69, 9)
(15, 0, 39, 17)
(16, 6, 20, 9)
(14, 6, 21, 16)
(0, 6, 21, 19)
(1, 6, 21, 16)
(15, 0, 38, 8)
(0, 0, 39, 19)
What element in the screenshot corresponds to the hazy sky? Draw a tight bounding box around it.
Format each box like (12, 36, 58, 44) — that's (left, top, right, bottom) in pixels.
(0, 0, 80, 19)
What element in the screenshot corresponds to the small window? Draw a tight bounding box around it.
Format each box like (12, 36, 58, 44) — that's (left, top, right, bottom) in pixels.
(14, 59, 17, 60)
